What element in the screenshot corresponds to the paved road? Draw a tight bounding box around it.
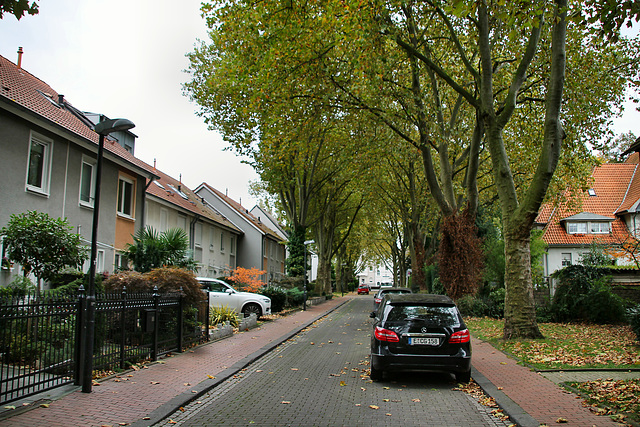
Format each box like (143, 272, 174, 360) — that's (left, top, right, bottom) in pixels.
(157, 297, 509, 427)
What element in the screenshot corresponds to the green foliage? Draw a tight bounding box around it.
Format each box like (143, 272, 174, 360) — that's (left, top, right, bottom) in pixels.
(579, 242, 614, 267)
(123, 226, 197, 273)
(551, 265, 626, 323)
(627, 305, 640, 343)
(456, 287, 505, 319)
(209, 305, 239, 328)
(286, 226, 306, 277)
(0, 0, 39, 20)
(1, 211, 88, 284)
(261, 285, 287, 312)
(285, 287, 305, 307)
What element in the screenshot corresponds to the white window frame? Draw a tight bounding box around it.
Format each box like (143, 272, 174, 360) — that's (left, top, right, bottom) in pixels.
(590, 222, 610, 234)
(230, 236, 235, 255)
(567, 222, 588, 234)
(97, 249, 105, 273)
(220, 232, 225, 252)
(561, 253, 572, 267)
(209, 228, 215, 252)
(25, 132, 53, 195)
(160, 208, 169, 232)
(79, 156, 96, 208)
(194, 222, 202, 247)
(177, 215, 187, 233)
(117, 176, 134, 218)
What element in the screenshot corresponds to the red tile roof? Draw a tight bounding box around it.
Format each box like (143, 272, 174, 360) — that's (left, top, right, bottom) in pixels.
(145, 168, 241, 233)
(199, 182, 282, 241)
(538, 161, 640, 246)
(0, 54, 155, 177)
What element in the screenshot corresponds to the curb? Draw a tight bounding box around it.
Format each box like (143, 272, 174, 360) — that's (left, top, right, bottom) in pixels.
(130, 299, 349, 427)
(471, 366, 540, 427)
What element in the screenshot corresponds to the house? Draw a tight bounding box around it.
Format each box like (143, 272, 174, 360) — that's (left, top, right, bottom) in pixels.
(144, 166, 242, 278)
(536, 149, 640, 292)
(0, 53, 157, 287)
(195, 183, 286, 284)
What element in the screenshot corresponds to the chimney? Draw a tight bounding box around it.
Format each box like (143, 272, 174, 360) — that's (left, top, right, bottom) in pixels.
(17, 47, 23, 69)
(58, 94, 65, 107)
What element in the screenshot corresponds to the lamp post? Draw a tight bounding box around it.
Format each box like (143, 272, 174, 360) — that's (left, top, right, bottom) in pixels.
(303, 240, 314, 311)
(82, 118, 135, 393)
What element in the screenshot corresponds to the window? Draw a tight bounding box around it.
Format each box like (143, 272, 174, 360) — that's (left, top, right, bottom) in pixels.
(567, 222, 587, 234)
(114, 252, 128, 271)
(26, 133, 52, 194)
(590, 222, 610, 234)
(117, 177, 134, 217)
(230, 236, 235, 255)
(220, 232, 225, 252)
(79, 158, 95, 207)
(561, 253, 572, 267)
(97, 249, 105, 273)
(194, 223, 202, 247)
(210, 228, 215, 252)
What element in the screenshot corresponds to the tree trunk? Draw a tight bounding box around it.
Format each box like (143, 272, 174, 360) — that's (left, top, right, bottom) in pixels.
(503, 228, 543, 339)
(409, 230, 427, 290)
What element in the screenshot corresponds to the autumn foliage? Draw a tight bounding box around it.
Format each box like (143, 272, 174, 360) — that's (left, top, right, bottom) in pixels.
(226, 267, 267, 293)
(438, 209, 484, 300)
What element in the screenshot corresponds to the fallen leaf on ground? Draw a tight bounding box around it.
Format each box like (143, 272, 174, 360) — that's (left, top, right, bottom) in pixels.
(369, 405, 379, 410)
(281, 401, 291, 404)
(555, 418, 568, 423)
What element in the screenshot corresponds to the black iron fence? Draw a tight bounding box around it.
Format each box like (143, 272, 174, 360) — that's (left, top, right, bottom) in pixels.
(0, 287, 208, 404)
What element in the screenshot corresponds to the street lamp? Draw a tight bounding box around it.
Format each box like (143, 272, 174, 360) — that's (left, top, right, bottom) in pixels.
(303, 240, 314, 311)
(82, 118, 135, 393)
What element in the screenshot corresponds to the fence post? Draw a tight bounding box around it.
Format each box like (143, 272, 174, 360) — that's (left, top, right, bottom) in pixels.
(151, 286, 159, 361)
(177, 288, 184, 353)
(119, 287, 127, 370)
(75, 286, 86, 386)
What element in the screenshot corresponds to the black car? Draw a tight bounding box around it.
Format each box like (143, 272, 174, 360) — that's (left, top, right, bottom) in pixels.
(373, 287, 412, 310)
(369, 294, 471, 383)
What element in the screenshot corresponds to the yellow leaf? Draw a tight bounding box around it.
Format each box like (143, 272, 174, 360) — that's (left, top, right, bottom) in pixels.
(386, 413, 392, 416)
(40, 403, 50, 408)
(369, 405, 379, 410)
(3, 406, 16, 410)
(383, 399, 389, 402)
(281, 401, 291, 404)
(340, 381, 346, 386)
(207, 375, 215, 379)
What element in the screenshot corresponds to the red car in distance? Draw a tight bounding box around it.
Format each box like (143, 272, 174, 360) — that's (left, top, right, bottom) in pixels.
(357, 284, 370, 295)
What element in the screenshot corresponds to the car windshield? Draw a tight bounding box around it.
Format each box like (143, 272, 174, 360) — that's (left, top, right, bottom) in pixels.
(385, 304, 460, 327)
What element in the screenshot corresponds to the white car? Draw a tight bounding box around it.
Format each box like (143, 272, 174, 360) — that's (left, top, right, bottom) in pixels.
(197, 277, 271, 319)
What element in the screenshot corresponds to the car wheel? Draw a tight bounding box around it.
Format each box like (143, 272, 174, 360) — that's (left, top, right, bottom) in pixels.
(455, 369, 471, 383)
(242, 303, 262, 319)
(370, 365, 383, 381)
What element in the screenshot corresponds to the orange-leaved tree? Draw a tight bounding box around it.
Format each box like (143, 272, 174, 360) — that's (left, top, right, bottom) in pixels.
(227, 267, 266, 293)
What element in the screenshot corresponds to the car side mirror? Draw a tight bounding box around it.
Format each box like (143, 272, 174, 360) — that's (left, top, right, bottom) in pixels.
(225, 288, 234, 294)
(369, 311, 377, 319)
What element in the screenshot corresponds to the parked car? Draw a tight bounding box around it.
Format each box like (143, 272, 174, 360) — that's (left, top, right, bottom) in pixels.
(369, 294, 471, 383)
(197, 277, 272, 319)
(373, 287, 412, 310)
(357, 284, 370, 295)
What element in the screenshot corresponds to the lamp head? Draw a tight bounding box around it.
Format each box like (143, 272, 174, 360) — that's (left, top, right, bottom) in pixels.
(94, 118, 135, 135)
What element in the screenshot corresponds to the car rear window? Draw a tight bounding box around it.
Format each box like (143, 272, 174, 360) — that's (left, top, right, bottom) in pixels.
(385, 304, 460, 327)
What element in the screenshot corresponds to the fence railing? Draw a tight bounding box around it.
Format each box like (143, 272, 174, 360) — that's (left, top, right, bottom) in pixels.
(0, 287, 208, 404)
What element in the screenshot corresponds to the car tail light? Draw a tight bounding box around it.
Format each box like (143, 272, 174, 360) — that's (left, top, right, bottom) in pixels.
(449, 329, 470, 343)
(374, 326, 399, 342)
(374, 297, 382, 304)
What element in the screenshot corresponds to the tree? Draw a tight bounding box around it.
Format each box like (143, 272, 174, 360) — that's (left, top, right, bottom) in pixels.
(0, 0, 38, 19)
(226, 267, 267, 293)
(1, 211, 87, 290)
(123, 226, 197, 273)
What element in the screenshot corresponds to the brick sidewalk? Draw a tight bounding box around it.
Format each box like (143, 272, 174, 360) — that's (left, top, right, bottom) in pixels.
(1, 297, 348, 427)
(472, 337, 619, 427)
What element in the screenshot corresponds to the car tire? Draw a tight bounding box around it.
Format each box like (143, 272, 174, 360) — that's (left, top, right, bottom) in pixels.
(370, 365, 383, 381)
(242, 303, 262, 319)
(455, 369, 471, 383)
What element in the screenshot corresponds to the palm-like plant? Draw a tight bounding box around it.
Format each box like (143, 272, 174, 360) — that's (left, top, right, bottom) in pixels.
(123, 226, 197, 273)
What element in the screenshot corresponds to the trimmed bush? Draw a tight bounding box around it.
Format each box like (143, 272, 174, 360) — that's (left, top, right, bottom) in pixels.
(209, 305, 239, 328)
(261, 286, 287, 312)
(286, 288, 305, 307)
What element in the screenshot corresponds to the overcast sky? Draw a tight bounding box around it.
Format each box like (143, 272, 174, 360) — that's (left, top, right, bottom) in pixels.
(1, 1, 638, 211)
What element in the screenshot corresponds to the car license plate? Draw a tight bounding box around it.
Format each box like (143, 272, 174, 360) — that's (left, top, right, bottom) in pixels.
(409, 337, 439, 346)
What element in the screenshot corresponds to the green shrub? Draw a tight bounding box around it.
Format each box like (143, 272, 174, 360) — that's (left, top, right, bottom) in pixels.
(627, 305, 640, 342)
(209, 305, 239, 328)
(456, 288, 505, 319)
(551, 265, 625, 324)
(261, 286, 287, 312)
(286, 288, 305, 307)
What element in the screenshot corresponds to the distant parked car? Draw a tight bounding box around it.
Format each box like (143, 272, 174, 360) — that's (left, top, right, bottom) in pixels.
(369, 294, 471, 383)
(357, 284, 370, 295)
(197, 277, 271, 319)
(373, 287, 412, 310)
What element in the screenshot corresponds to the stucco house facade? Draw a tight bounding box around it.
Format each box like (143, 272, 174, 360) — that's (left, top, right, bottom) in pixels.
(144, 167, 242, 278)
(195, 183, 286, 284)
(0, 54, 157, 287)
